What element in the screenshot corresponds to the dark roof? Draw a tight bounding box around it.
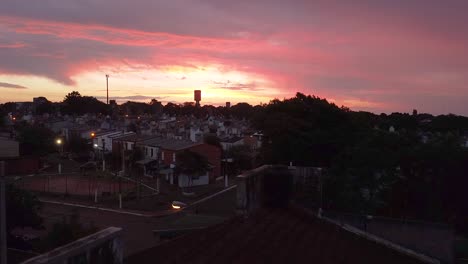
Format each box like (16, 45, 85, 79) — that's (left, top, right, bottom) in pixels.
(126, 207, 428, 264)
(94, 130, 120, 137)
(112, 134, 156, 142)
(142, 138, 202, 151)
(220, 136, 243, 143)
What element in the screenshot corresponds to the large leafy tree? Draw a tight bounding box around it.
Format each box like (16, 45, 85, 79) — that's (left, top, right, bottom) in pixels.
(254, 93, 353, 166)
(62, 91, 109, 115)
(175, 150, 210, 188)
(15, 122, 55, 156)
(225, 145, 253, 174)
(6, 184, 43, 249)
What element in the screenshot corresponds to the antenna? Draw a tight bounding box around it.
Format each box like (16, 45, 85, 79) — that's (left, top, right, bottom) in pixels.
(106, 74, 110, 104)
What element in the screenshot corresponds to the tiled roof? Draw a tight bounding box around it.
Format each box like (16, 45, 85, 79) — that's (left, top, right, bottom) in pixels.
(126, 207, 428, 264)
(142, 138, 202, 151)
(112, 134, 156, 142)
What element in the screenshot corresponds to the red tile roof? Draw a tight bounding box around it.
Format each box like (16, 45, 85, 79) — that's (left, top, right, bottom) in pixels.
(126, 207, 429, 264)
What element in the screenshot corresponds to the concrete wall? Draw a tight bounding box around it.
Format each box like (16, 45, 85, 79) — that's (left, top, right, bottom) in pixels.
(22, 227, 123, 264)
(3, 157, 40, 175)
(236, 165, 271, 215)
(0, 138, 19, 158)
(178, 173, 209, 188)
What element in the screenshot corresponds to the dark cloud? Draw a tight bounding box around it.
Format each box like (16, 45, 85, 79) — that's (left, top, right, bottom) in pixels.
(212, 80, 264, 91)
(0, 1, 468, 114)
(96, 95, 164, 101)
(0, 81, 27, 89)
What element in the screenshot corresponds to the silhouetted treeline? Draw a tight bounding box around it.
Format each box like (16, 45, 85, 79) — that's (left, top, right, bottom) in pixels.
(252, 93, 468, 235)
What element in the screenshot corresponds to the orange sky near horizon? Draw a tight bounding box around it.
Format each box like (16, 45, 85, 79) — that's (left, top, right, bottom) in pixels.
(1, 1, 468, 114)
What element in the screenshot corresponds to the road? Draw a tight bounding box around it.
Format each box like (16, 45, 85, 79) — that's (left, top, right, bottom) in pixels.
(39, 186, 238, 257)
(41, 203, 162, 257)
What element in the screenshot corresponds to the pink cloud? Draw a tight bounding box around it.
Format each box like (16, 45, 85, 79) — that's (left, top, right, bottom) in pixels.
(0, 0, 467, 115)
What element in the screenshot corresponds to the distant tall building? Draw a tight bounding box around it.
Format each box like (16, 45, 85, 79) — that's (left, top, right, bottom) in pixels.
(194, 90, 201, 107)
(412, 109, 418, 116)
(226, 102, 231, 108)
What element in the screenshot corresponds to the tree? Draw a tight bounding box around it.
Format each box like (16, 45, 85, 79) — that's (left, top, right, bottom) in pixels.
(62, 91, 109, 115)
(225, 145, 253, 174)
(121, 101, 152, 115)
(41, 210, 97, 251)
(203, 133, 221, 148)
(175, 150, 210, 190)
(230, 102, 254, 120)
(325, 131, 405, 214)
(6, 184, 43, 249)
(149, 99, 163, 115)
(68, 135, 90, 154)
(253, 93, 353, 166)
(163, 102, 180, 116)
(15, 122, 55, 156)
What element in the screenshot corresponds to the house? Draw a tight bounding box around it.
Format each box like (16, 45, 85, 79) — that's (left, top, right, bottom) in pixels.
(111, 134, 158, 172)
(62, 126, 94, 141)
(220, 136, 244, 151)
(93, 130, 134, 153)
(138, 138, 222, 187)
(0, 136, 40, 175)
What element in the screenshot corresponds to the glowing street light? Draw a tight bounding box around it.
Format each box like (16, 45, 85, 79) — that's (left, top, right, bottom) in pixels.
(171, 201, 186, 210)
(56, 139, 62, 145)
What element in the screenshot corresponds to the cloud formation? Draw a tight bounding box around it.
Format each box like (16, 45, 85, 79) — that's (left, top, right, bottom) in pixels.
(0, 0, 468, 114)
(0, 82, 27, 89)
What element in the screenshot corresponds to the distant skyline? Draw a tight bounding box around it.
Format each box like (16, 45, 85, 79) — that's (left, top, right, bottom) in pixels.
(1, 1, 468, 115)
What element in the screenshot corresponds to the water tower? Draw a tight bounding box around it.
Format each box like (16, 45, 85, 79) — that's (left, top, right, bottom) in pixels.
(194, 90, 201, 107)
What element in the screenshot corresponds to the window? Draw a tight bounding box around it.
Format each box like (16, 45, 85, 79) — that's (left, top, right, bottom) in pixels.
(151, 148, 154, 158)
(172, 153, 176, 162)
(145, 147, 148, 156)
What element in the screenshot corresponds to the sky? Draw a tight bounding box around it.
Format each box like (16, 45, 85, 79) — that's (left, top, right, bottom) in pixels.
(0, 0, 468, 115)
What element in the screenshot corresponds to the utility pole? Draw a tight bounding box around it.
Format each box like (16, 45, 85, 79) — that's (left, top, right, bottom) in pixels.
(1, 161, 7, 264)
(106, 74, 110, 105)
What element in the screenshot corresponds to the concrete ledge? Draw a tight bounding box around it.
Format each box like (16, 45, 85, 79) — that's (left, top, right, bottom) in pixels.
(289, 203, 440, 264)
(22, 227, 123, 264)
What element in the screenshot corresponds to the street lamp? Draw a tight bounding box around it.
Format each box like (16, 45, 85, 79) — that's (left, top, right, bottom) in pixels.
(222, 158, 233, 188)
(55, 138, 63, 154)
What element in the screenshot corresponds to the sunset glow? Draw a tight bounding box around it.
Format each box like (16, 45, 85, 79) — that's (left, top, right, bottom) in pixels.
(1, 1, 468, 114)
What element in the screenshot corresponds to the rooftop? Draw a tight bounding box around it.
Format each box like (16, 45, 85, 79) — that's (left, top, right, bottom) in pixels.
(142, 137, 202, 150)
(126, 206, 429, 264)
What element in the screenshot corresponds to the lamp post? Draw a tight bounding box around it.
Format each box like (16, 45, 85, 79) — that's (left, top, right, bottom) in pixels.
(106, 74, 109, 105)
(56, 138, 63, 174)
(222, 158, 233, 188)
(56, 138, 62, 151)
(55, 138, 67, 194)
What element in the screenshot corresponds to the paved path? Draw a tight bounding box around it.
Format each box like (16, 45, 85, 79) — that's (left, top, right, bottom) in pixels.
(38, 185, 239, 257)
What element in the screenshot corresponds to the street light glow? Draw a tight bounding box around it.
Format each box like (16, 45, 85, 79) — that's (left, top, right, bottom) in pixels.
(56, 139, 62, 145)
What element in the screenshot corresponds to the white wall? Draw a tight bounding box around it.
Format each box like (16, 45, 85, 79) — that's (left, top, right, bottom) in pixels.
(144, 146, 158, 159)
(178, 173, 209, 188)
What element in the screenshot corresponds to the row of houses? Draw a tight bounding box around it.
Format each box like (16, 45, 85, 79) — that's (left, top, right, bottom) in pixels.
(92, 131, 222, 188)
